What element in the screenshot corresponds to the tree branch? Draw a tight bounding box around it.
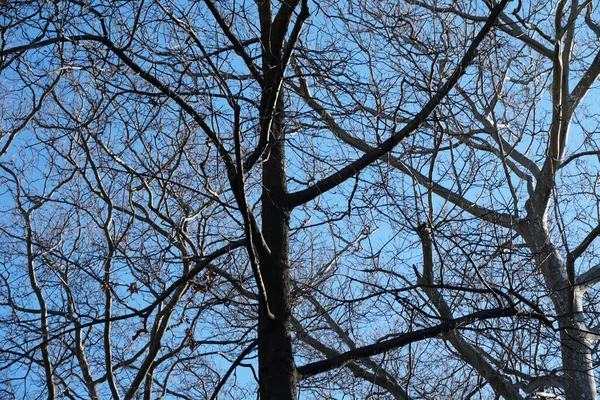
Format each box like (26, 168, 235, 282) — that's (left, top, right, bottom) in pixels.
(287, 80, 518, 229)
(292, 317, 411, 400)
(209, 340, 258, 400)
(568, 223, 600, 264)
(202, 0, 264, 85)
(416, 224, 525, 400)
(283, 0, 512, 208)
(296, 306, 518, 379)
(576, 262, 600, 291)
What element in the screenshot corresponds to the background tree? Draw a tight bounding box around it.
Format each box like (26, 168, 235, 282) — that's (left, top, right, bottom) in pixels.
(2, 0, 600, 399)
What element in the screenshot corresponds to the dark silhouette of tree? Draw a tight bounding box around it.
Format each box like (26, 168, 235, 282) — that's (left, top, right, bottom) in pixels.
(2, 0, 600, 399)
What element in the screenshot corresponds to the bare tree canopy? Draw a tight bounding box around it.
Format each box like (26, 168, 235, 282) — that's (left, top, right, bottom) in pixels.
(2, 0, 600, 399)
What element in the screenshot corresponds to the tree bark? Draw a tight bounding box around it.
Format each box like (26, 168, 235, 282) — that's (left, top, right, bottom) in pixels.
(518, 218, 597, 400)
(258, 95, 296, 399)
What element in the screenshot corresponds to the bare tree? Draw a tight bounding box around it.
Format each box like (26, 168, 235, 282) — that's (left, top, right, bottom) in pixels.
(285, 0, 600, 398)
(3, 0, 600, 399)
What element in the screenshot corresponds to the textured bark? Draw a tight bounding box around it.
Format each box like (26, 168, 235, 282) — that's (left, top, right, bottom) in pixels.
(518, 217, 597, 400)
(256, 30, 297, 391)
(258, 113, 296, 399)
(254, 0, 301, 396)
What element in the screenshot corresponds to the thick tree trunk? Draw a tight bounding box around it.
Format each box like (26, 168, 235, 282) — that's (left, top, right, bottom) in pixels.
(560, 326, 596, 400)
(518, 219, 597, 400)
(258, 99, 296, 399)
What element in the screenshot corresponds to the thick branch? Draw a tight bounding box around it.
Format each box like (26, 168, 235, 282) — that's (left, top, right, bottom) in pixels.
(288, 81, 518, 228)
(283, 0, 511, 208)
(296, 306, 518, 378)
(292, 318, 411, 400)
(576, 262, 600, 291)
(568, 223, 600, 263)
(568, 49, 600, 114)
(496, 12, 554, 58)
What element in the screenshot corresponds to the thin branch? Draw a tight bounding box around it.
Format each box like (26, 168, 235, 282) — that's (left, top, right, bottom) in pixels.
(233, 105, 275, 320)
(202, 0, 264, 85)
(406, 0, 554, 58)
(209, 340, 258, 400)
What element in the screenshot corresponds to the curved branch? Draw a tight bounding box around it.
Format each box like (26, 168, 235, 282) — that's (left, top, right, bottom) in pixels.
(568, 224, 600, 264)
(416, 225, 524, 400)
(287, 80, 518, 228)
(209, 340, 258, 400)
(283, 0, 512, 208)
(569, 49, 600, 114)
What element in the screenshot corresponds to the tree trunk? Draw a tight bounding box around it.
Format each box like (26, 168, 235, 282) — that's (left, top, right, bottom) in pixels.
(258, 96, 296, 399)
(560, 325, 596, 400)
(518, 218, 597, 400)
